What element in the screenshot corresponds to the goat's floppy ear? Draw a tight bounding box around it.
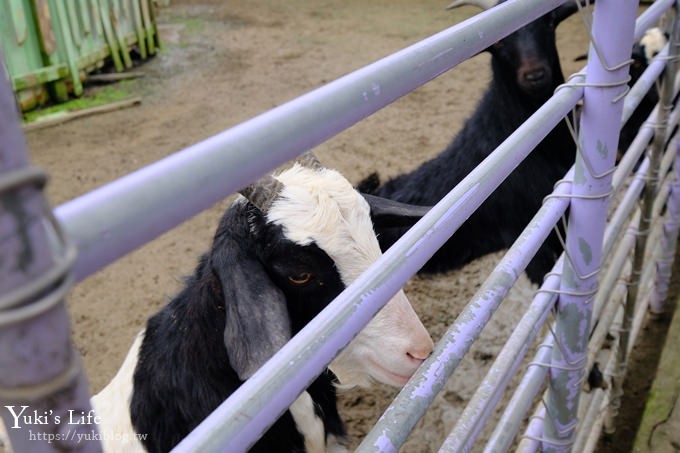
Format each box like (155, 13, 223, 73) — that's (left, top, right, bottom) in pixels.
(212, 225, 291, 381)
(362, 193, 431, 228)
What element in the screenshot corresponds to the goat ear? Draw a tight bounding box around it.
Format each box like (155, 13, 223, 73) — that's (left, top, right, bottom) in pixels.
(212, 225, 291, 381)
(362, 193, 431, 228)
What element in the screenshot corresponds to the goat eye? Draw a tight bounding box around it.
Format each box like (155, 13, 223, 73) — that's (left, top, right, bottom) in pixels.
(288, 272, 313, 286)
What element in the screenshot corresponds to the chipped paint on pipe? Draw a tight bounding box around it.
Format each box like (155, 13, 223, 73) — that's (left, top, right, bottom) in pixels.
(356, 177, 576, 452)
(542, 0, 638, 448)
(437, 173, 572, 452)
(650, 147, 680, 313)
(487, 159, 655, 451)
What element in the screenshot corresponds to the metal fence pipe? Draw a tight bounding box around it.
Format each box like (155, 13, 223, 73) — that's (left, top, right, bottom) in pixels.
(55, 0, 568, 283)
(650, 146, 680, 313)
(574, 345, 616, 452)
(613, 0, 680, 193)
(585, 235, 634, 374)
(542, 0, 637, 449)
(350, 87, 583, 452)
(439, 271, 558, 452)
(634, 0, 676, 42)
(608, 7, 680, 431)
(486, 149, 652, 452)
(605, 158, 650, 260)
(621, 46, 668, 127)
(0, 64, 99, 451)
(173, 53, 585, 453)
(436, 174, 573, 452)
(485, 213, 635, 452)
(498, 133, 676, 452)
(518, 406, 547, 452)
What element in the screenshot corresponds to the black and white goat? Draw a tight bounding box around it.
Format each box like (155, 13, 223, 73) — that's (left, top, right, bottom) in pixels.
(619, 27, 669, 154)
(359, 0, 582, 284)
(90, 155, 434, 453)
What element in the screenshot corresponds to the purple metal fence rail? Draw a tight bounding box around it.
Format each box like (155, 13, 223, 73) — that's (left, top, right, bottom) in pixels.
(1, 0, 679, 452)
(0, 64, 100, 451)
(542, 1, 638, 450)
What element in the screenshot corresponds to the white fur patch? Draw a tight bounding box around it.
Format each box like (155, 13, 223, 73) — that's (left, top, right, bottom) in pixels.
(90, 332, 147, 453)
(289, 391, 325, 453)
(268, 164, 382, 285)
(641, 27, 667, 61)
(266, 164, 434, 388)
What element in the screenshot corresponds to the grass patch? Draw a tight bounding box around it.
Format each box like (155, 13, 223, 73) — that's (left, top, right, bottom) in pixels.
(23, 81, 136, 123)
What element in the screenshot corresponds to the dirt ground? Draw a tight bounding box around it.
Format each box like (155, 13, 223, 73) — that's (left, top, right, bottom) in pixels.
(17, 0, 652, 451)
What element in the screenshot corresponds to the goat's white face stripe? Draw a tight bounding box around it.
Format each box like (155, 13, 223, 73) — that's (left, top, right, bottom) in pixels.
(267, 164, 433, 388)
(268, 165, 381, 285)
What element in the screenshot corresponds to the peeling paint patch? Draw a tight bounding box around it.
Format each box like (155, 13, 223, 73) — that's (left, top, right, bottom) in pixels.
(578, 237, 592, 265)
(597, 139, 608, 159)
(574, 156, 586, 185)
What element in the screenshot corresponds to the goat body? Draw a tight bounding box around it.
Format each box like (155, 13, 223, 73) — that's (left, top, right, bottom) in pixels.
(91, 161, 433, 453)
(362, 3, 580, 284)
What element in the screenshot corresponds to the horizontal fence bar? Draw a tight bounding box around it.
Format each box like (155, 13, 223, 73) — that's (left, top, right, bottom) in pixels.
(174, 11, 591, 448)
(352, 77, 583, 452)
(179, 4, 680, 446)
(55, 0, 570, 283)
(484, 128, 680, 450)
(634, 0, 676, 42)
(621, 45, 668, 127)
(511, 104, 680, 453)
(25, 0, 672, 452)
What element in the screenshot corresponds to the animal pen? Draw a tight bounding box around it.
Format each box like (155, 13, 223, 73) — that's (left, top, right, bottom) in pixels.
(1, 0, 679, 451)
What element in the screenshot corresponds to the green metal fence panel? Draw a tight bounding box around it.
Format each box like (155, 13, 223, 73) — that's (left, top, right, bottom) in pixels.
(1, 0, 52, 110)
(0, 0, 159, 112)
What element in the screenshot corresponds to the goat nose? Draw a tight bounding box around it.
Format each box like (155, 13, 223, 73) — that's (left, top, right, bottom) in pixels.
(525, 68, 546, 82)
(407, 341, 434, 363)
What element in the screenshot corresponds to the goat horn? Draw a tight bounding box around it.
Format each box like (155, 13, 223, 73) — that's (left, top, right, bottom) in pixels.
(446, 0, 496, 10)
(295, 152, 324, 170)
(238, 175, 284, 212)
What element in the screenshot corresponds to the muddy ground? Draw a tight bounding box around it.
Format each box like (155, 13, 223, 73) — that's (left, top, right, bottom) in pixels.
(18, 0, 664, 451)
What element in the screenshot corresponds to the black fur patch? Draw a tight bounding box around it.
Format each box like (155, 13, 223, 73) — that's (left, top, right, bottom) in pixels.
(131, 201, 347, 452)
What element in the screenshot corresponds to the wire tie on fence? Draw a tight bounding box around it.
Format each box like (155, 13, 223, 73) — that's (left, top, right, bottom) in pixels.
(528, 413, 545, 424)
(563, 113, 619, 181)
(527, 360, 586, 373)
(0, 350, 83, 402)
(521, 433, 578, 448)
(536, 286, 598, 299)
(0, 164, 78, 323)
(551, 217, 603, 282)
(545, 321, 590, 369)
(572, 0, 634, 75)
(521, 433, 577, 447)
(539, 396, 579, 438)
(543, 189, 612, 203)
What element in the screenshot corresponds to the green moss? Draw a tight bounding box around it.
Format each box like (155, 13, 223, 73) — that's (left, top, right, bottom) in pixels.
(23, 81, 135, 123)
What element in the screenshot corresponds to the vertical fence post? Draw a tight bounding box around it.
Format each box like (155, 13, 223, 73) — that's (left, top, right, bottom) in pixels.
(607, 5, 680, 432)
(649, 11, 680, 316)
(650, 143, 680, 314)
(542, 1, 638, 451)
(0, 60, 100, 452)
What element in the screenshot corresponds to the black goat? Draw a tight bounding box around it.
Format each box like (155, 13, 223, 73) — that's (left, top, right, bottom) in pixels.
(90, 156, 434, 453)
(359, 0, 582, 284)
